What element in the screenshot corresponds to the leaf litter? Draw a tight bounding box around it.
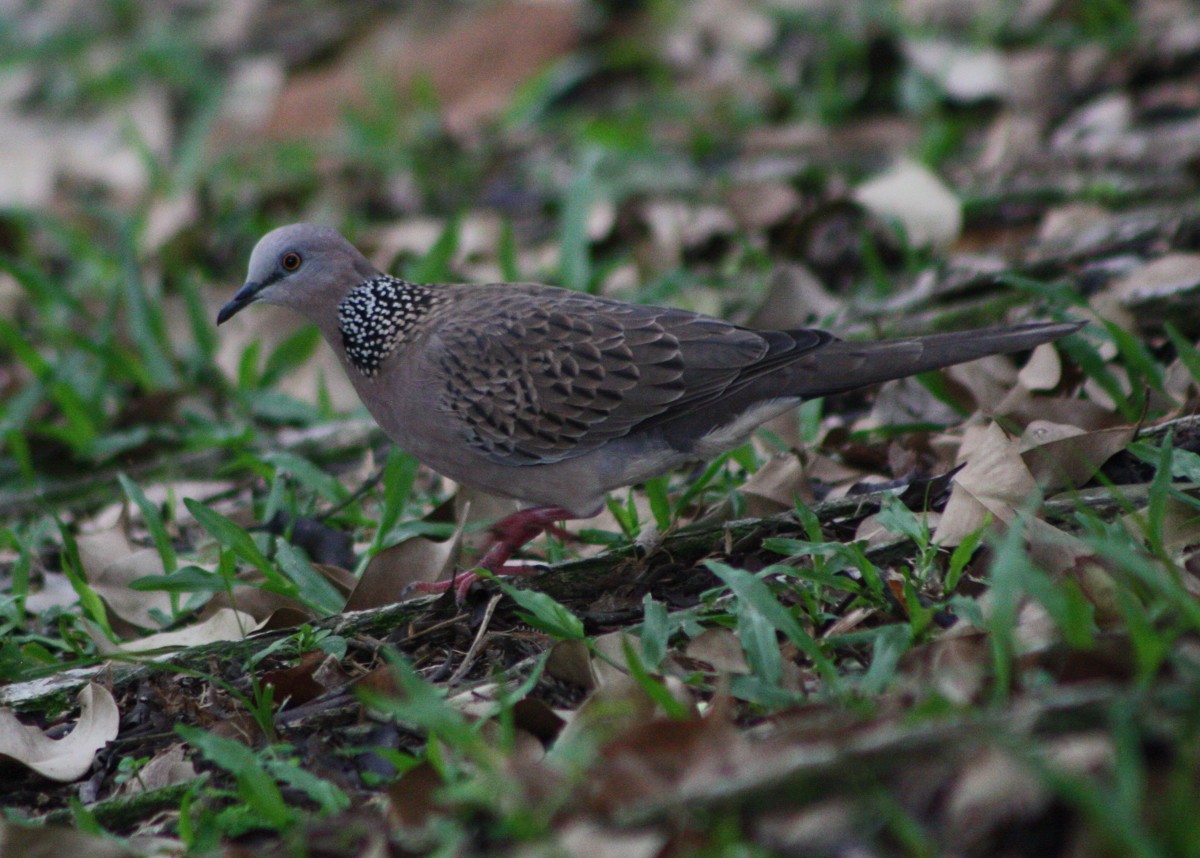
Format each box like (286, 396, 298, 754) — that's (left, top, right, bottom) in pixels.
(4, 0, 1200, 855)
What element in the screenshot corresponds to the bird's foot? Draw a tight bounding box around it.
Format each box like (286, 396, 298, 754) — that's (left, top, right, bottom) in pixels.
(412, 505, 576, 604)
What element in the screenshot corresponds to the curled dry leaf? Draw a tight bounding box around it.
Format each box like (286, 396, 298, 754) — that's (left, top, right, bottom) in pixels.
(870, 375, 965, 427)
(21, 572, 79, 615)
(203, 585, 315, 627)
(944, 354, 1020, 414)
(546, 639, 599, 690)
(586, 706, 745, 817)
(387, 760, 444, 829)
(0, 683, 119, 782)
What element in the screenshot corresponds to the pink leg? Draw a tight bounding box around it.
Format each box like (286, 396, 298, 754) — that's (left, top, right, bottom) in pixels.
(412, 506, 576, 602)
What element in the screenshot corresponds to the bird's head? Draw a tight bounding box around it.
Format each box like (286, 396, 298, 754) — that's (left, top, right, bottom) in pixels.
(217, 223, 378, 325)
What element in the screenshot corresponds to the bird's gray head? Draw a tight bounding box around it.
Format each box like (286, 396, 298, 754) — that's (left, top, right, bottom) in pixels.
(217, 224, 378, 325)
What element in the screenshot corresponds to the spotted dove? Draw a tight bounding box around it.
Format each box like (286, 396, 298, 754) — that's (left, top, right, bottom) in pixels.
(218, 223, 1082, 597)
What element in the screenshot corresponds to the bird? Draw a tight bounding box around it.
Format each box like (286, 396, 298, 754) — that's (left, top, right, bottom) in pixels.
(218, 223, 1082, 599)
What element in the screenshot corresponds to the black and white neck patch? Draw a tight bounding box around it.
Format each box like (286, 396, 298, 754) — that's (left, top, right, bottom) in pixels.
(338, 275, 446, 376)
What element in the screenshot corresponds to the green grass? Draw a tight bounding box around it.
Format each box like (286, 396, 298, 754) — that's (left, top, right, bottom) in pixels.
(2, 0, 1199, 855)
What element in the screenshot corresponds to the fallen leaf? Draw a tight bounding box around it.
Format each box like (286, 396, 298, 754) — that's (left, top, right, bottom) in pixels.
(1019, 421, 1134, 491)
(266, 1, 580, 139)
(553, 821, 667, 858)
(741, 452, 811, 516)
(343, 514, 466, 610)
(903, 38, 1009, 102)
(934, 423, 1036, 546)
(0, 818, 134, 858)
(116, 743, 197, 796)
(0, 683, 119, 782)
(748, 263, 845, 330)
(684, 628, 752, 675)
(75, 527, 174, 632)
(853, 158, 963, 248)
(90, 608, 260, 655)
(1016, 342, 1063, 391)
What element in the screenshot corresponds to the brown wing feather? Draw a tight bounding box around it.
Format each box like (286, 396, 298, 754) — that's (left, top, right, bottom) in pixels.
(431, 285, 787, 466)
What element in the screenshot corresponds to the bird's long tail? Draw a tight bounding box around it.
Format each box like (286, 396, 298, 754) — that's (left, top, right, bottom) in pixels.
(791, 320, 1083, 398)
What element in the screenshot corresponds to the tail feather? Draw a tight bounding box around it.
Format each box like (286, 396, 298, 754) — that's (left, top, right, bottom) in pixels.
(790, 320, 1084, 398)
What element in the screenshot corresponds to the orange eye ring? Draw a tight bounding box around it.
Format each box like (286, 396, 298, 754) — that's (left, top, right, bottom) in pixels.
(281, 252, 302, 271)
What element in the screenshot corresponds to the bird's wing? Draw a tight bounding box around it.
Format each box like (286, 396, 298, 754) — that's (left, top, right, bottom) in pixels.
(428, 285, 825, 466)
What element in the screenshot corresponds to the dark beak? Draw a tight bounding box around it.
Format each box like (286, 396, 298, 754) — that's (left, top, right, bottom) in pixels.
(217, 282, 261, 325)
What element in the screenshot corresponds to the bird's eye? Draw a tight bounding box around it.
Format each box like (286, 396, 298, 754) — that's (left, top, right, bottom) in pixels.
(281, 252, 302, 272)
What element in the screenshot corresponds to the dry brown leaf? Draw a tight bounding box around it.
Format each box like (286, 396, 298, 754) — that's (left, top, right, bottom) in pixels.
(1122, 494, 1200, 560)
(684, 628, 752, 675)
(91, 608, 260, 655)
(552, 821, 667, 858)
(1111, 252, 1200, 308)
(1020, 421, 1134, 491)
(202, 585, 314, 626)
(925, 632, 988, 706)
(1036, 202, 1113, 244)
(266, 1, 580, 140)
(1016, 342, 1063, 391)
(21, 572, 79, 615)
(546, 639, 597, 690)
(740, 452, 811, 516)
(852, 158, 963, 248)
(902, 39, 1008, 103)
(944, 737, 1113, 852)
(748, 264, 844, 330)
(262, 651, 347, 707)
(870, 375, 965, 426)
(75, 527, 174, 633)
(592, 632, 686, 695)
(587, 708, 744, 815)
(343, 514, 466, 610)
(387, 760, 444, 829)
(0, 683, 119, 782)
(934, 423, 1036, 546)
(944, 354, 1020, 413)
(0, 818, 134, 858)
(116, 743, 197, 796)
(725, 182, 801, 231)
(753, 798, 860, 855)
(855, 510, 941, 547)
(999, 391, 1126, 432)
